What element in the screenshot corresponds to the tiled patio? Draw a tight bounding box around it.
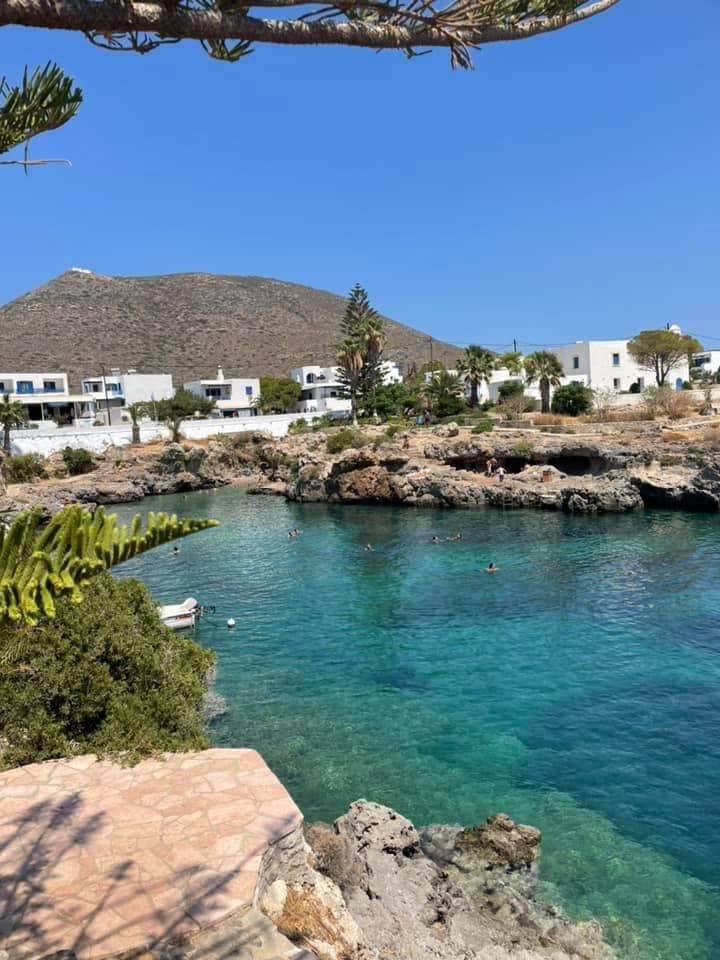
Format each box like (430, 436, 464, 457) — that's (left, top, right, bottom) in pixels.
(0, 749, 302, 960)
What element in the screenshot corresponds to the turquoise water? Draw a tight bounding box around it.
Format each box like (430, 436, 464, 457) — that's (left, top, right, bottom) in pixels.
(113, 489, 720, 960)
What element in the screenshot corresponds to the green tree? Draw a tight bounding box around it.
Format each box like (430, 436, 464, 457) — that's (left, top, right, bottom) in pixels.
(524, 351, 564, 414)
(337, 285, 386, 424)
(126, 401, 149, 443)
(425, 370, 464, 418)
(0, 573, 213, 769)
(373, 382, 416, 419)
(457, 345, 495, 408)
(552, 382, 593, 416)
(0, 505, 217, 626)
(257, 376, 302, 414)
(337, 338, 365, 427)
(0, 394, 26, 453)
(627, 329, 702, 387)
(156, 388, 215, 442)
(496, 352, 525, 376)
(1, 2, 618, 70)
(0, 62, 82, 169)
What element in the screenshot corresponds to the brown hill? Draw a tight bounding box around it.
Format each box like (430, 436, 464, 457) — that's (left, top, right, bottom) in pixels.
(0, 269, 461, 389)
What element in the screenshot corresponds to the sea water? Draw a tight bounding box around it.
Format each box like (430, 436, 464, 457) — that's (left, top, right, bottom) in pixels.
(113, 488, 720, 960)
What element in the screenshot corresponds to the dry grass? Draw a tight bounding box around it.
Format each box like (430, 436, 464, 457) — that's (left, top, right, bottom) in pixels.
(703, 427, 720, 450)
(532, 414, 567, 426)
(661, 431, 690, 443)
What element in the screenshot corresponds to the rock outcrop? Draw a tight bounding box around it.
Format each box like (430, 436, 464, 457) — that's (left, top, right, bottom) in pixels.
(257, 800, 614, 960)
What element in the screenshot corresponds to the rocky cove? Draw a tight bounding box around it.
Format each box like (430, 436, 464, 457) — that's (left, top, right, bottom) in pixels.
(4, 418, 720, 520)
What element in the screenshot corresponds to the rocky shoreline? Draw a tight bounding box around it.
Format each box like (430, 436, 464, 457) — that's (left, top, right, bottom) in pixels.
(257, 800, 613, 960)
(2, 419, 720, 521)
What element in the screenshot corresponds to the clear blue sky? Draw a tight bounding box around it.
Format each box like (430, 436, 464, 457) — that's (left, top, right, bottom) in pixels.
(2, 0, 719, 350)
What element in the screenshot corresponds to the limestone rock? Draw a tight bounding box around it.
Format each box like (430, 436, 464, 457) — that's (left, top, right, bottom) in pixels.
(256, 824, 363, 960)
(455, 813, 541, 867)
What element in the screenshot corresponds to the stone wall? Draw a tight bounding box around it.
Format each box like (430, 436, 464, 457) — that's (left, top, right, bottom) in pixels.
(8, 412, 324, 457)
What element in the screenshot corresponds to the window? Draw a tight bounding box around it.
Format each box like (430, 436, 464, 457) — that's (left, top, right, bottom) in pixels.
(245, 386, 253, 397)
(0, 384, 4, 393)
(573, 356, 580, 370)
(612, 353, 620, 366)
(613, 378, 621, 390)
(16, 381, 33, 394)
(205, 387, 222, 398)
(43, 380, 57, 392)
(306, 373, 315, 384)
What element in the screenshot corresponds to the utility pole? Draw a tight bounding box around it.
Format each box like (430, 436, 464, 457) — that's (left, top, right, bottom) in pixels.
(513, 338, 518, 353)
(428, 336, 434, 368)
(100, 363, 112, 427)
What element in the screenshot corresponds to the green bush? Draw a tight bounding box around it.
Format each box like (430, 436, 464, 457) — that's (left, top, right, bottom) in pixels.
(512, 441, 534, 457)
(326, 429, 369, 455)
(471, 420, 494, 434)
(4, 453, 47, 483)
(628, 381, 642, 394)
(552, 383, 594, 416)
(288, 418, 308, 434)
(62, 446, 95, 476)
(0, 574, 213, 770)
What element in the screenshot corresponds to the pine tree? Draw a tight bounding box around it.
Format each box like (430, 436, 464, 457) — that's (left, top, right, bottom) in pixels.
(336, 285, 386, 421)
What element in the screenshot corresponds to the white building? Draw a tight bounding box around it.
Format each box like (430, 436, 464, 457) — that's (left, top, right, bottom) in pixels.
(0, 372, 95, 426)
(551, 339, 689, 392)
(289, 362, 403, 415)
(81, 369, 174, 424)
(691, 350, 720, 380)
(184, 367, 260, 418)
(290, 365, 350, 415)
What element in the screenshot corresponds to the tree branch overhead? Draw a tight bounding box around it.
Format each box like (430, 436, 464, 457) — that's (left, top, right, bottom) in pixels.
(1, 0, 621, 67)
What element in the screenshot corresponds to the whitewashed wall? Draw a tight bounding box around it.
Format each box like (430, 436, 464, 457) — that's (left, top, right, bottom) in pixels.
(9, 412, 325, 456)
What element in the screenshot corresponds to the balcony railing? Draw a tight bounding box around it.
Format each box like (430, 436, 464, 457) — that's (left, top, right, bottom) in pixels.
(13, 386, 65, 396)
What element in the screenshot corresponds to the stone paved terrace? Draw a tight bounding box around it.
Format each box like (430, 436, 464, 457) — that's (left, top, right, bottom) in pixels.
(0, 749, 303, 960)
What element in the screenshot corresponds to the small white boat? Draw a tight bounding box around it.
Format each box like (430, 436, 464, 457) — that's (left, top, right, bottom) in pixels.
(158, 597, 201, 630)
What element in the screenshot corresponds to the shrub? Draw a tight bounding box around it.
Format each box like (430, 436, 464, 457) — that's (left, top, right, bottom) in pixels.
(551, 383, 594, 417)
(326, 429, 368, 455)
(288, 418, 309, 434)
(512, 441, 534, 457)
(384, 424, 401, 438)
(498, 380, 524, 400)
(643, 386, 695, 421)
(62, 446, 95, 476)
(628, 381, 642, 394)
(4, 453, 47, 483)
(533, 414, 565, 426)
(471, 420, 494, 434)
(0, 574, 213, 770)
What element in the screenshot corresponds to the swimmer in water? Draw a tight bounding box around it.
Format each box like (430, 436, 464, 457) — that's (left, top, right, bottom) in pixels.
(485, 562, 497, 573)
(364, 543, 374, 552)
(172, 545, 180, 556)
(431, 535, 440, 544)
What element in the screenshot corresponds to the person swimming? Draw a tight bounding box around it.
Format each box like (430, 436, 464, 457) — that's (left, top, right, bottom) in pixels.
(485, 562, 497, 573)
(364, 543, 374, 552)
(172, 545, 180, 556)
(431, 535, 440, 544)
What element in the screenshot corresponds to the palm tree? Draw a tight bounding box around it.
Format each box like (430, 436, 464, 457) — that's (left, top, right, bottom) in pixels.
(337, 337, 364, 426)
(495, 352, 524, 377)
(524, 351, 564, 414)
(359, 315, 387, 416)
(456, 345, 494, 408)
(0, 394, 26, 453)
(424, 370, 464, 418)
(126, 402, 148, 444)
